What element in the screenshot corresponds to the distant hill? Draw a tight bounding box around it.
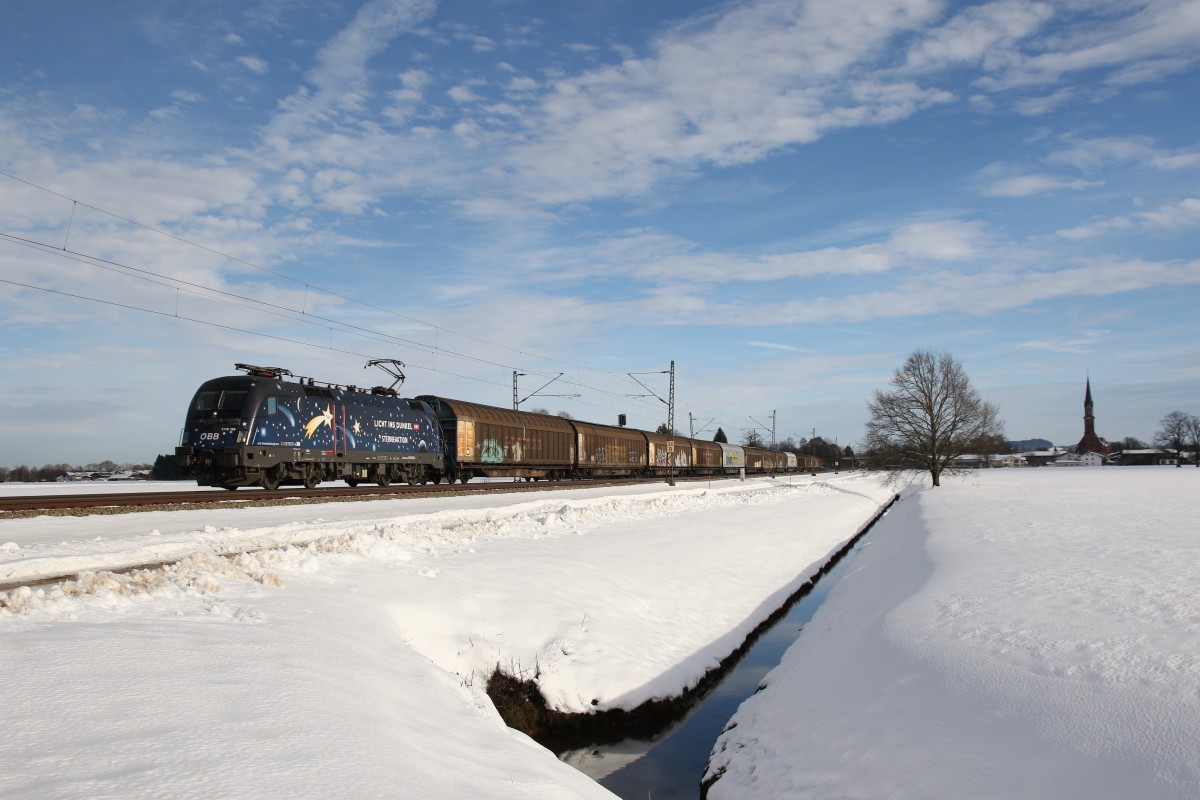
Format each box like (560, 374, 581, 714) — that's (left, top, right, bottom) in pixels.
(1007, 438, 1053, 452)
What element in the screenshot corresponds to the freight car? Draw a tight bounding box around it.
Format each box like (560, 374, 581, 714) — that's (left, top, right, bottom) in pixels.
(176, 362, 820, 489)
(176, 363, 445, 489)
(417, 396, 577, 483)
(418, 395, 808, 481)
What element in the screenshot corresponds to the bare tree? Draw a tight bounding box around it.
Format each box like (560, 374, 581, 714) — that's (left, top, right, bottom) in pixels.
(1155, 411, 1191, 467)
(1187, 415, 1200, 468)
(863, 349, 1003, 487)
(1116, 436, 1147, 451)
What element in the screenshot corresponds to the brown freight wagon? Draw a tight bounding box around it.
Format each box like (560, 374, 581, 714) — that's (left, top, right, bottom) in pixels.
(645, 431, 691, 476)
(690, 439, 723, 475)
(418, 396, 575, 482)
(572, 421, 648, 477)
(743, 446, 784, 474)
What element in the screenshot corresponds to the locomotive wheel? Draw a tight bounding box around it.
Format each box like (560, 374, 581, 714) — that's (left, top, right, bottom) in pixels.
(303, 472, 319, 490)
(376, 471, 391, 487)
(224, 486, 239, 491)
(345, 477, 359, 488)
(260, 469, 280, 491)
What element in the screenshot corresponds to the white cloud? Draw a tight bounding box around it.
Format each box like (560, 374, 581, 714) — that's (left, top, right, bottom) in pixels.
(748, 341, 808, 352)
(447, 84, 482, 103)
(236, 55, 269, 75)
(742, 256, 1200, 324)
(268, 0, 438, 139)
(973, 162, 1102, 197)
(971, 0, 1200, 90)
(504, 0, 953, 204)
(1058, 198, 1200, 239)
(1012, 88, 1073, 115)
(531, 220, 989, 286)
(904, 0, 1054, 72)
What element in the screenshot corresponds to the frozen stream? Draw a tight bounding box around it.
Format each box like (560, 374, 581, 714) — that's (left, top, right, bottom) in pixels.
(558, 530, 875, 798)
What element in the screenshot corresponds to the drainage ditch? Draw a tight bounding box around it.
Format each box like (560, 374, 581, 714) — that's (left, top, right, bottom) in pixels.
(486, 494, 898, 799)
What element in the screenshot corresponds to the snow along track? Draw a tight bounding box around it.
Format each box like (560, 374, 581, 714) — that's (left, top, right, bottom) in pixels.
(2, 476, 885, 615)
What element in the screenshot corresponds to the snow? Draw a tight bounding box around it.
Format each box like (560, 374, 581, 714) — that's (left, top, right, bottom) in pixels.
(706, 468, 1200, 799)
(0, 473, 893, 798)
(6, 469, 1197, 799)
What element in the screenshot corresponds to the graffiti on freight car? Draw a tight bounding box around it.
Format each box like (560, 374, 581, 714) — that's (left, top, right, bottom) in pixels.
(655, 452, 690, 467)
(583, 446, 644, 465)
(480, 439, 505, 463)
(511, 440, 524, 462)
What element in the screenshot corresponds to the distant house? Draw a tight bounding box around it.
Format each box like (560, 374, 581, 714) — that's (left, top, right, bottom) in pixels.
(989, 453, 1026, 468)
(951, 454, 987, 469)
(1023, 448, 1066, 467)
(1110, 449, 1177, 466)
(1046, 450, 1104, 467)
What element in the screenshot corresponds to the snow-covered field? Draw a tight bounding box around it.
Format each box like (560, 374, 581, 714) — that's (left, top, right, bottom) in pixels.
(0, 473, 893, 799)
(6, 469, 1196, 799)
(706, 468, 1200, 799)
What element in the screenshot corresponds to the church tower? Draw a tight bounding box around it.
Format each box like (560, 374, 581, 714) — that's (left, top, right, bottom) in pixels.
(1076, 377, 1110, 455)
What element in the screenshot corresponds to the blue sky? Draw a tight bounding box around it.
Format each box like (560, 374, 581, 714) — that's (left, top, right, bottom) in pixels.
(2, 0, 1199, 466)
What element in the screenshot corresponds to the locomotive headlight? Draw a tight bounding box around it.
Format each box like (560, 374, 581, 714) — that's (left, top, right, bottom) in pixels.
(237, 431, 248, 444)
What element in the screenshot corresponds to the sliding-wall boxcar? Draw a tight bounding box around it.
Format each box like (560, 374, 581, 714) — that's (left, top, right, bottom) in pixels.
(691, 439, 724, 475)
(743, 445, 787, 473)
(418, 396, 575, 482)
(645, 430, 691, 476)
(796, 453, 821, 472)
(718, 442, 745, 473)
(572, 420, 648, 477)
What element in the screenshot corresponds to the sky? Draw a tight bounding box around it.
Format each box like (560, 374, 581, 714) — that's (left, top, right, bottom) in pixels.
(2, 0, 1199, 466)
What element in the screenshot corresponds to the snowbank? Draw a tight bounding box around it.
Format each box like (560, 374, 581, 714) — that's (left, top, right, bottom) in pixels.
(706, 468, 1200, 799)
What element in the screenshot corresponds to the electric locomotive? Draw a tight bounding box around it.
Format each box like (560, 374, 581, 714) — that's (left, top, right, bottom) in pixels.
(175, 361, 445, 490)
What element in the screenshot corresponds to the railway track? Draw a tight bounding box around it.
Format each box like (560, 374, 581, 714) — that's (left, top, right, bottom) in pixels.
(0, 475, 727, 516)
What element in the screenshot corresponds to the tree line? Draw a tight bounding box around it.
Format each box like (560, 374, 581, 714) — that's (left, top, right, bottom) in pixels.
(0, 455, 184, 483)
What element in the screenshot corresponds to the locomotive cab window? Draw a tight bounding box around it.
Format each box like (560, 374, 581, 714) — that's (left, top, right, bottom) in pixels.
(194, 390, 247, 415)
(195, 391, 220, 412)
(265, 396, 278, 415)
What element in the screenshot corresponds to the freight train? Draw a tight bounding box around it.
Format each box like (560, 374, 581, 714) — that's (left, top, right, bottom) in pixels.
(175, 362, 819, 490)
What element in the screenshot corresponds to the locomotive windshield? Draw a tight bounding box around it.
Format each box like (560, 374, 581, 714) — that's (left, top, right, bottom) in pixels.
(194, 390, 247, 416)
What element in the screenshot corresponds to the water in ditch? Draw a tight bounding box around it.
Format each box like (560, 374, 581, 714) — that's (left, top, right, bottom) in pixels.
(556, 533, 873, 799)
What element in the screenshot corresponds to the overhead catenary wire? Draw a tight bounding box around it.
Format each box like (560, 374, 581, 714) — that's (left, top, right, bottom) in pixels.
(0, 235, 675, 424)
(0, 169, 762, 435)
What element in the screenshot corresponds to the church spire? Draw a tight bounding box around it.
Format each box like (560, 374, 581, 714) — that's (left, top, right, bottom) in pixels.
(1076, 375, 1109, 455)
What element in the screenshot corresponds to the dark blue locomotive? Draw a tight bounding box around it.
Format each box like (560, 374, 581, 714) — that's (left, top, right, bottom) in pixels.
(175, 362, 445, 490)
